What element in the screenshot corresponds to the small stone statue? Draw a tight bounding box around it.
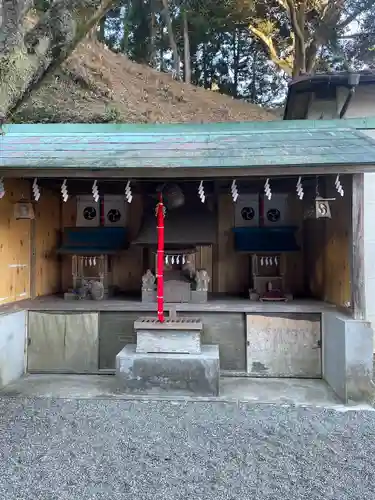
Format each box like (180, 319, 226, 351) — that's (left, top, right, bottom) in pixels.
(195, 269, 210, 292)
(142, 269, 155, 291)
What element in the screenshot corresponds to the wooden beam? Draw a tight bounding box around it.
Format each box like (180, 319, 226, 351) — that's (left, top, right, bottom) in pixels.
(1, 164, 375, 179)
(351, 173, 366, 320)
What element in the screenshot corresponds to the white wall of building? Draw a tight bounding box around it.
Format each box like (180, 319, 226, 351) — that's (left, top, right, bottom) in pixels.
(364, 172, 375, 349)
(307, 84, 375, 119)
(307, 85, 375, 348)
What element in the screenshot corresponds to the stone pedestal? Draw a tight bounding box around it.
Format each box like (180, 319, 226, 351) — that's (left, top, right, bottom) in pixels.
(116, 316, 220, 396)
(135, 317, 202, 354)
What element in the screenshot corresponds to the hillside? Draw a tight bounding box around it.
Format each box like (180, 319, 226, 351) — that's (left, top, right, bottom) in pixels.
(13, 39, 277, 124)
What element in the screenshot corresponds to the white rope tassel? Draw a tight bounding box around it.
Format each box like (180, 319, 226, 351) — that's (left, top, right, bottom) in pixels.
(125, 180, 133, 203)
(296, 176, 304, 200)
(92, 180, 99, 202)
(231, 180, 239, 202)
(198, 181, 205, 203)
(61, 179, 68, 202)
(264, 178, 272, 200)
(335, 174, 344, 197)
(32, 178, 40, 201)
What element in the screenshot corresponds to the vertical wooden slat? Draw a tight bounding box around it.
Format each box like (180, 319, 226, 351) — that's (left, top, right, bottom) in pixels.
(211, 183, 220, 293)
(34, 188, 61, 297)
(351, 173, 365, 319)
(0, 179, 32, 305)
(217, 194, 249, 295)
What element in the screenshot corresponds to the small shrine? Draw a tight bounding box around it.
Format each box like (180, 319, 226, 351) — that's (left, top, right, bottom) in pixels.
(57, 226, 128, 300)
(133, 183, 215, 304)
(232, 193, 299, 301)
(141, 251, 210, 303)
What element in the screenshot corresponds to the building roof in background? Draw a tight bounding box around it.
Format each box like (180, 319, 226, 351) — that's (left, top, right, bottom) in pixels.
(1, 120, 375, 176)
(284, 71, 375, 120)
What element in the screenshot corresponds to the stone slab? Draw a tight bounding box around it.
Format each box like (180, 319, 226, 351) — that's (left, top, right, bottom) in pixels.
(116, 344, 220, 396)
(136, 330, 201, 354)
(141, 290, 156, 303)
(134, 317, 202, 330)
(191, 290, 208, 303)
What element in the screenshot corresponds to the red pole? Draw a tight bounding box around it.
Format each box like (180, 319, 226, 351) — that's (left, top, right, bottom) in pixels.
(156, 193, 165, 322)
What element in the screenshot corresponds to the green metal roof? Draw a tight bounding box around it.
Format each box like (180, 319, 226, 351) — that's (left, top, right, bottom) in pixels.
(1, 119, 375, 173)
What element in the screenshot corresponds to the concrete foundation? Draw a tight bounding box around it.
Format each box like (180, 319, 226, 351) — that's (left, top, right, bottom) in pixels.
(116, 344, 220, 396)
(0, 310, 27, 388)
(323, 312, 374, 402)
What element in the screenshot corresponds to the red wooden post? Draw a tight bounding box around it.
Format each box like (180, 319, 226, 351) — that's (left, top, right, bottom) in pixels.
(156, 193, 165, 322)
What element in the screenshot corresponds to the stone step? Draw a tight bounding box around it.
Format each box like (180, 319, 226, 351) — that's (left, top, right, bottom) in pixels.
(116, 344, 220, 396)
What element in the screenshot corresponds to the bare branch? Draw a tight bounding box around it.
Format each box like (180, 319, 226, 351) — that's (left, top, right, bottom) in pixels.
(248, 24, 293, 75)
(338, 0, 374, 29)
(286, 0, 306, 73)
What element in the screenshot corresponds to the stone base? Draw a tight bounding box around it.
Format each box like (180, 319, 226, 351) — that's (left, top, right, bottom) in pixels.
(142, 290, 156, 302)
(116, 344, 220, 396)
(64, 289, 110, 301)
(134, 317, 202, 354)
(191, 290, 208, 303)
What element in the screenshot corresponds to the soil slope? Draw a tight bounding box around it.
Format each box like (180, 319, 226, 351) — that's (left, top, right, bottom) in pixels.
(13, 39, 277, 124)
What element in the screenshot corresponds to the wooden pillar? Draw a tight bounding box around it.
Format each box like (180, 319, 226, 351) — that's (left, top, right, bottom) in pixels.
(29, 179, 36, 299)
(351, 173, 366, 320)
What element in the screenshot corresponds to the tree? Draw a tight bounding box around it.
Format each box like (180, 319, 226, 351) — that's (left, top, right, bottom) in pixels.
(245, 0, 375, 77)
(0, 0, 117, 119)
(160, 0, 180, 78)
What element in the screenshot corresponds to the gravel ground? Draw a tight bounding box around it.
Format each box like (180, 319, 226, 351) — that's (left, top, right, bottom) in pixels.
(0, 398, 375, 500)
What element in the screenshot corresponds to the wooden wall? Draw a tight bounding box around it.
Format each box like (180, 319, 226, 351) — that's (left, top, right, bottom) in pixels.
(55, 182, 351, 304)
(34, 188, 61, 297)
(282, 195, 305, 296)
(324, 176, 352, 307)
(304, 176, 351, 308)
(0, 179, 353, 305)
(215, 194, 249, 294)
(0, 179, 31, 305)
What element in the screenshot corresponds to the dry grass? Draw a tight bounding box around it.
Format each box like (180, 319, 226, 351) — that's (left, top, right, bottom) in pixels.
(13, 39, 277, 124)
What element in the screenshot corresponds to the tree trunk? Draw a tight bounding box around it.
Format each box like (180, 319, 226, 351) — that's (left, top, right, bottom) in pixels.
(98, 16, 106, 42)
(160, 46, 165, 72)
(160, 0, 180, 79)
(250, 50, 257, 103)
(149, 0, 157, 67)
(0, 0, 117, 119)
(120, 0, 132, 53)
(183, 10, 191, 84)
(203, 43, 209, 89)
(232, 28, 239, 98)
